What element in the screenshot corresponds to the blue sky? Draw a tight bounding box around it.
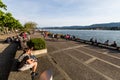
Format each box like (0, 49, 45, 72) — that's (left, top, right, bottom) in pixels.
(2, 0, 120, 27)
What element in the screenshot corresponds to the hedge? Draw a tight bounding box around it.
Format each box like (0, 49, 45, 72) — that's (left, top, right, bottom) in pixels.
(27, 38, 46, 50)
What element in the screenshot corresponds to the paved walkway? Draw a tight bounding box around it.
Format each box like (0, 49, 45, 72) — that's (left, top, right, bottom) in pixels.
(8, 33, 120, 80)
(46, 38, 120, 80)
(8, 33, 66, 80)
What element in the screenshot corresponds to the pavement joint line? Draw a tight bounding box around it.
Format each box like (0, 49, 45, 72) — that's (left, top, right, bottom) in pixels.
(102, 51, 108, 54)
(50, 45, 85, 54)
(74, 49, 120, 69)
(66, 53, 113, 80)
(85, 57, 97, 64)
(47, 54, 72, 80)
(82, 47, 120, 60)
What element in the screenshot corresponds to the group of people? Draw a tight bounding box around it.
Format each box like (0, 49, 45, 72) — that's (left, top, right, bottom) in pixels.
(47, 33, 76, 41)
(90, 38, 117, 47)
(90, 38, 98, 43)
(48, 32, 118, 48)
(104, 40, 117, 47)
(17, 32, 30, 49)
(5, 32, 30, 49)
(41, 31, 48, 38)
(5, 32, 38, 77)
(51, 33, 60, 40)
(64, 34, 76, 40)
(5, 36, 15, 43)
(15, 32, 38, 77)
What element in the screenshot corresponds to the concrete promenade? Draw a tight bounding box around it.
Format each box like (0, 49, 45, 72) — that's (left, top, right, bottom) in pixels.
(45, 38, 120, 80)
(8, 33, 120, 80)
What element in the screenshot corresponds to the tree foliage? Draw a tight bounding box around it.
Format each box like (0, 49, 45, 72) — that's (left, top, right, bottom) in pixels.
(24, 22, 37, 31)
(0, 0, 23, 33)
(0, 0, 7, 10)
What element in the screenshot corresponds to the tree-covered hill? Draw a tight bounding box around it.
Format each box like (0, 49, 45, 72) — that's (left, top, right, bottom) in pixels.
(42, 22, 120, 30)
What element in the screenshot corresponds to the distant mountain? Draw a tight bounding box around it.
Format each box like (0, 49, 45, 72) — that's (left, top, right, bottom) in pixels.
(90, 22, 120, 28)
(42, 22, 120, 30)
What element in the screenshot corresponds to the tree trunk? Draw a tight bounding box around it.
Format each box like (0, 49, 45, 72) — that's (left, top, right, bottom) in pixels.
(6, 27, 9, 34)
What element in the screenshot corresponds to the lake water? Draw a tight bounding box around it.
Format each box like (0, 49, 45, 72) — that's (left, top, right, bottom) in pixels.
(45, 29, 120, 46)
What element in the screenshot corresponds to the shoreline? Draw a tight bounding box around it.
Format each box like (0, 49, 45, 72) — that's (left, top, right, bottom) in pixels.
(44, 29, 120, 47)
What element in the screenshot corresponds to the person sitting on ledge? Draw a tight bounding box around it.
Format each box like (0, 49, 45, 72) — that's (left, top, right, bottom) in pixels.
(17, 48, 38, 77)
(111, 41, 117, 47)
(94, 39, 97, 43)
(90, 37, 94, 44)
(5, 37, 12, 43)
(71, 35, 76, 40)
(90, 38, 93, 42)
(104, 40, 109, 45)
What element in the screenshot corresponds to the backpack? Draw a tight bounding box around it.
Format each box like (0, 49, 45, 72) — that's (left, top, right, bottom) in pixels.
(18, 56, 29, 68)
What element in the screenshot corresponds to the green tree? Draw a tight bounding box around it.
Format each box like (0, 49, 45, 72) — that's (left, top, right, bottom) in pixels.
(24, 22, 37, 32)
(0, 0, 23, 34)
(0, 0, 7, 10)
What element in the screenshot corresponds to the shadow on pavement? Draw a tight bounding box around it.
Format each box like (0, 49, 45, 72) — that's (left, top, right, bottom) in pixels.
(0, 43, 18, 80)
